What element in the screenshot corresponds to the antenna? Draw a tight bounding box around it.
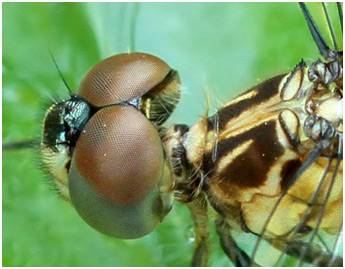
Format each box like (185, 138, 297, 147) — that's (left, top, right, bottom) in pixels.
(49, 49, 72, 94)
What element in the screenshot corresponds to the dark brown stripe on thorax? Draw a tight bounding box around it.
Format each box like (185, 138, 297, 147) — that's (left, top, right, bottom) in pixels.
(204, 120, 284, 189)
(207, 74, 285, 131)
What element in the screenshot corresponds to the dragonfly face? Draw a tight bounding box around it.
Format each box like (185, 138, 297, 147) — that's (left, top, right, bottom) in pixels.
(3, 3, 342, 267)
(42, 53, 180, 238)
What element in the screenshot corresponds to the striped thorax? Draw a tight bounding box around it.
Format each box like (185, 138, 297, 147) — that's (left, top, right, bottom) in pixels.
(162, 47, 342, 263)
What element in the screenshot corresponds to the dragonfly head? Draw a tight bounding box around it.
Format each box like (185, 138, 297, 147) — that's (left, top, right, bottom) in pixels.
(41, 53, 180, 239)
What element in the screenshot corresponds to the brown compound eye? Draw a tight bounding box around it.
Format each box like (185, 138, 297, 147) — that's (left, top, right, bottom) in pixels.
(79, 53, 181, 124)
(68, 105, 173, 239)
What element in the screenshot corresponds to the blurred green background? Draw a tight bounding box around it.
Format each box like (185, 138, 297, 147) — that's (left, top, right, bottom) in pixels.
(3, 2, 340, 267)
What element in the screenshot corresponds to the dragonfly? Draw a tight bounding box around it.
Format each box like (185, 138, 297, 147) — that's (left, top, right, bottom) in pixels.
(3, 3, 342, 267)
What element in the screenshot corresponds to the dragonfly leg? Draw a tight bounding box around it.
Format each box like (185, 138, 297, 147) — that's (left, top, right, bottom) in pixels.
(215, 218, 258, 267)
(186, 193, 210, 267)
(266, 238, 343, 267)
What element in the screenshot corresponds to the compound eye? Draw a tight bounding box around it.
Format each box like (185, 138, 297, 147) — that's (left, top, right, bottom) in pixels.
(79, 53, 172, 107)
(68, 105, 171, 239)
(79, 53, 181, 125)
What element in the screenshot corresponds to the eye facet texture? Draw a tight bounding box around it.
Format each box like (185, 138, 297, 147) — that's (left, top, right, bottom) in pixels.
(79, 53, 172, 107)
(69, 105, 169, 238)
